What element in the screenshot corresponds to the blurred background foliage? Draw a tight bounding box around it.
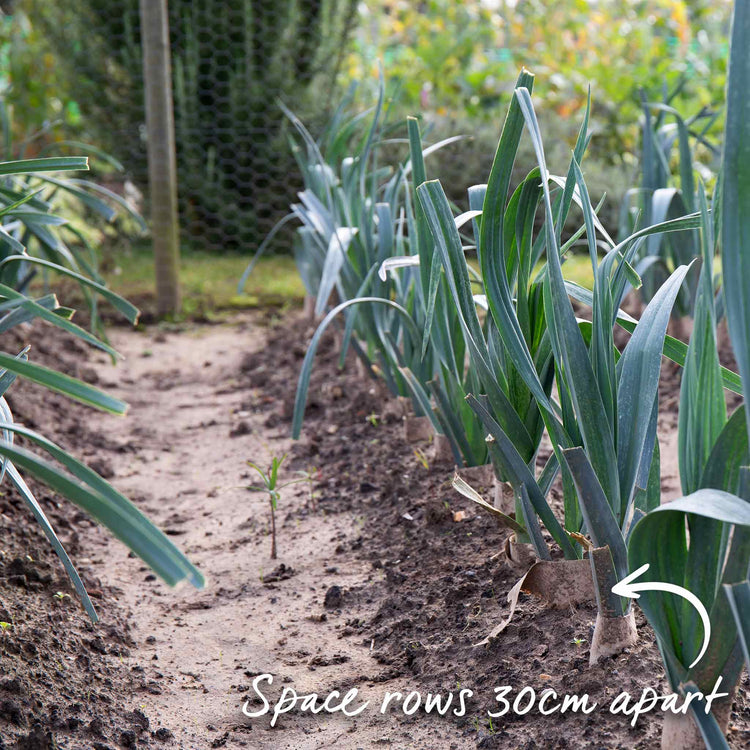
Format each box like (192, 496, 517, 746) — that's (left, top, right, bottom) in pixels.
(348, 0, 728, 142)
(0, 0, 733, 286)
(1, 0, 358, 250)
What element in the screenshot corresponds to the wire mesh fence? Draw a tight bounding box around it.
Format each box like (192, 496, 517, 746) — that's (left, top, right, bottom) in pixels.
(5, 0, 358, 253)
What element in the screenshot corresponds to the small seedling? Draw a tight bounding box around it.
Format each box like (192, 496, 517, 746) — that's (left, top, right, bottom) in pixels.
(572, 636, 586, 647)
(246, 454, 311, 559)
(54, 592, 70, 602)
(0, 622, 11, 633)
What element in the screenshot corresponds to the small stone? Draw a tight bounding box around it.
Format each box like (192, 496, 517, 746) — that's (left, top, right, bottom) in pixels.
(88, 716, 105, 737)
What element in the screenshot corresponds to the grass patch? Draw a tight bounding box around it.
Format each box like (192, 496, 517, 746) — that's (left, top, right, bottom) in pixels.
(102, 244, 305, 319)
(101, 244, 595, 320)
(36, 242, 596, 323)
(559, 253, 596, 289)
(469, 253, 595, 289)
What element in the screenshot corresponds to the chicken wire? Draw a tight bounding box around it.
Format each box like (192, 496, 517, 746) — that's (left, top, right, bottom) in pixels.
(7, 0, 358, 253)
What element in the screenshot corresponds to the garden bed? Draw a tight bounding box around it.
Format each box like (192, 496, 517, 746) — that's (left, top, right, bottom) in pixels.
(243, 311, 750, 749)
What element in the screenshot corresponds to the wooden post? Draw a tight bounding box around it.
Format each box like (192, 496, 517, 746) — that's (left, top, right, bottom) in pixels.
(140, 0, 181, 317)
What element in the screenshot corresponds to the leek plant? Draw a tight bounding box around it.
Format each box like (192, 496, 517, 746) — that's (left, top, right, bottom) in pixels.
(516, 86, 692, 659)
(619, 88, 718, 318)
(373, 115, 489, 467)
(418, 70, 600, 557)
(624, 3, 750, 746)
(0, 104, 146, 338)
(0, 154, 203, 623)
(422, 75, 658, 540)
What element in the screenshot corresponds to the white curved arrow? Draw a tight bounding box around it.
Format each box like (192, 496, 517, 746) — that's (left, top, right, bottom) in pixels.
(612, 563, 711, 669)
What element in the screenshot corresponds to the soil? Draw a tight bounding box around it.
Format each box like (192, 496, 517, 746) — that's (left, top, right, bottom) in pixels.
(0, 308, 748, 749)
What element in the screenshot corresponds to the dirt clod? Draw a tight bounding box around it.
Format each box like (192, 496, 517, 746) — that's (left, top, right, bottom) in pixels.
(324, 585, 344, 609)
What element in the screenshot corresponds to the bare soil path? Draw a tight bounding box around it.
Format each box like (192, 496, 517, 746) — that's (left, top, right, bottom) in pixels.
(85, 314, 459, 750)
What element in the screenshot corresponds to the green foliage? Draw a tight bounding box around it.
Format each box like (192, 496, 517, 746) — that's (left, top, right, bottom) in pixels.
(420, 79, 700, 586)
(0, 153, 203, 621)
(342, 0, 730, 243)
(624, 4, 750, 741)
(619, 88, 719, 315)
(626, 197, 747, 722)
(348, 0, 730, 151)
(0, 9, 83, 136)
(252, 80, 493, 468)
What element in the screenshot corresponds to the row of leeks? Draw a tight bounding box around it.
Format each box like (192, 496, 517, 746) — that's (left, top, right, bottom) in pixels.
(423, 63, 750, 747)
(242, 82, 493, 468)
(247, 26, 750, 745)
